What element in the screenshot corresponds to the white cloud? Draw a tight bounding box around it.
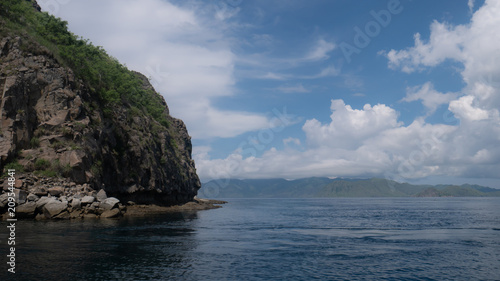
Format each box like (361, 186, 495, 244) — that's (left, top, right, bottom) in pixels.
(38, 0, 269, 139)
(301, 65, 340, 79)
(384, 0, 500, 109)
(468, 0, 476, 12)
(303, 100, 401, 148)
(260, 72, 287, 80)
(193, 0, 500, 183)
(195, 98, 500, 182)
(402, 82, 458, 115)
(304, 39, 336, 61)
(283, 137, 301, 146)
(448, 95, 489, 121)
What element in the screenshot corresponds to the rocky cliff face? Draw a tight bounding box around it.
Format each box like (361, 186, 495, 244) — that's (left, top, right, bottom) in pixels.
(0, 33, 200, 205)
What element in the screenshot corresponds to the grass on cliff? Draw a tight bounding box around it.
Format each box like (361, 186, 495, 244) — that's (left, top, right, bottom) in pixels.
(0, 0, 169, 127)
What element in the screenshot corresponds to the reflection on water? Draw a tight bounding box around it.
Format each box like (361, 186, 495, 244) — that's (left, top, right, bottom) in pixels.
(1, 212, 200, 281)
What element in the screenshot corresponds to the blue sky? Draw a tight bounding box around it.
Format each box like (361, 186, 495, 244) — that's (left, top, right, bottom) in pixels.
(38, 0, 500, 187)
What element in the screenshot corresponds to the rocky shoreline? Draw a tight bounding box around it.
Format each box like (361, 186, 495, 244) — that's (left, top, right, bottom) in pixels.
(0, 173, 226, 220)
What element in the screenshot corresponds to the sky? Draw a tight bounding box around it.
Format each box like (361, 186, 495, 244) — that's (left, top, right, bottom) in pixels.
(37, 0, 500, 187)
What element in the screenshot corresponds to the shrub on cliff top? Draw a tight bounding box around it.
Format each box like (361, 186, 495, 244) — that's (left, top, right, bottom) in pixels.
(1, 0, 169, 127)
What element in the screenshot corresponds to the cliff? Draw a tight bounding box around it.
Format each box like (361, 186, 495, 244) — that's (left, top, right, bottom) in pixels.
(0, 0, 201, 213)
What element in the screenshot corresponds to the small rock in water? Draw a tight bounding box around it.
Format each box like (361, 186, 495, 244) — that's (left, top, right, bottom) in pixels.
(100, 208, 120, 218)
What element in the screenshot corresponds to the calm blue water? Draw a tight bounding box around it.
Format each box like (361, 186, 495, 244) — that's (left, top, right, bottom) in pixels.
(2, 198, 500, 280)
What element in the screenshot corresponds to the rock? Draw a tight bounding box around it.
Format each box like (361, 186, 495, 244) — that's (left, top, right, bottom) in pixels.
(16, 202, 37, 218)
(101, 197, 120, 210)
(83, 213, 98, 219)
(81, 196, 95, 205)
(35, 213, 46, 220)
(96, 189, 107, 202)
(100, 208, 121, 218)
(71, 198, 81, 209)
(73, 193, 84, 199)
(90, 202, 100, 209)
(36, 197, 56, 210)
(48, 186, 64, 196)
(33, 187, 48, 196)
(54, 211, 70, 219)
(118, 204, 126, 212)
(27, 193, 39, 202)
(43, 201, 68, 218)
(14, 189, 27, 204)
(69, 210, 82, 219)
(14, 179, 23, 188)
(0, 194, 8, 208)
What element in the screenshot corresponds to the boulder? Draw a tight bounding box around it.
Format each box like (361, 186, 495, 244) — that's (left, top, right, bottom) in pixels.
(101, 197, 120, 210)
(36, 197, 56, 210)
(14, 179, 23, 188)
(69, 209, 82, 219)
(43, 200, 68, 218)
(96, 189, 107, 202)
(81, 196, 95, 205)
(33, 187, 48, 196)
(17, 202, 37, 218)
(27, 193, 39, 202)
(71, 198, 81, 209)
(0, 193, 8, 208)
(54, 211, 70, 219)
(100, 208, 120, 218)
(48, 186, 64, 197)
(73, 193, 84, 199)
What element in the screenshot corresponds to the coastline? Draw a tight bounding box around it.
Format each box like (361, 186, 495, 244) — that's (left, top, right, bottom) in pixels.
(123, 198, 228, 217)
(1, 173, 225, 220)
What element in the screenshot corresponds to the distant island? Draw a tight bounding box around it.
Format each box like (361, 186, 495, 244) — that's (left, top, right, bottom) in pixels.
(200, 177, 500, 198)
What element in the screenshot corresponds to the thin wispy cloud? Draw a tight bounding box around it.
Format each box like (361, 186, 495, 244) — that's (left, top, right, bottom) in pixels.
(275, 84, 311, 94)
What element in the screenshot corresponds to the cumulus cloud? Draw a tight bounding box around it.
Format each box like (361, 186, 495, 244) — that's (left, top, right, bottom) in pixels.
(195, 0, 500, 183)
(402, 82, 458, 116)
(195, 97, 500, 182)
(303, 100, 401, 149)
(384, 0, 500, 109)
(449, 95, 490, 121)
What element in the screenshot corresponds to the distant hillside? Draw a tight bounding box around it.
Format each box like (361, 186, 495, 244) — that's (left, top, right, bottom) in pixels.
(200, 178, 500, 198)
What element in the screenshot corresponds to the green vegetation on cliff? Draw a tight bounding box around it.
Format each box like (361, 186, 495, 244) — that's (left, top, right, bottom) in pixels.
(0, 0, 169, 126)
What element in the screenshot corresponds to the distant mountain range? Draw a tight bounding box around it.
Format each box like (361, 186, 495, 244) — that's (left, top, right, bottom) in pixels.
(200, 178, 500, 198)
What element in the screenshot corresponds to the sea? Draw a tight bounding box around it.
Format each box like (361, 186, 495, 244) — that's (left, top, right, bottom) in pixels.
(1, 197, 500, 281)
